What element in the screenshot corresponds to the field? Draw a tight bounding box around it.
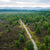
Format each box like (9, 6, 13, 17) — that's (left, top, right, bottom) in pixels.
(0, 11, 50, 50)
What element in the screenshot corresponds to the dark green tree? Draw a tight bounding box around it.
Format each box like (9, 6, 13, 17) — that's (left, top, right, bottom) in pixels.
(7, 27, 11, 32)
(5, 24, 8, 28)
(9, 20, 12, 24)
(43, 22, 48, 30)
(39, 44, 46, 50)
(48, 27, 50, 35)
(26, 40, 34, 50)
(19, 34, 25, 42)
(34, 22, 38, 30)
(15, 41, 20, 47)
(44, 36, 48, 46)
(48, 46, 50, 50)
(36, 26, 40, 33)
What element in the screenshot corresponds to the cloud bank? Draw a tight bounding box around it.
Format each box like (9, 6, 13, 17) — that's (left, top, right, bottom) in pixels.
(0, 0, 50, 7)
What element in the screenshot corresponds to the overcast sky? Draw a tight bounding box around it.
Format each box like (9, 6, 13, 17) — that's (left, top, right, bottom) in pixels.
(0, 0, 50, 7)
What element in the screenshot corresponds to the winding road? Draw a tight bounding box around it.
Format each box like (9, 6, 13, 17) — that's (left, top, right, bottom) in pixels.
(20, 19, 38, 50)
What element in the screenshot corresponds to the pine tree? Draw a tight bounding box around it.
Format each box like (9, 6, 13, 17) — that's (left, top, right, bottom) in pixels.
(36, 26, 40, 33)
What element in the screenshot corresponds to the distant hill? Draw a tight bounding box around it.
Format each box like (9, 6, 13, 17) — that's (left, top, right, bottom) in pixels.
(0, 7, 50, 10)
(0, 7, 50, 12)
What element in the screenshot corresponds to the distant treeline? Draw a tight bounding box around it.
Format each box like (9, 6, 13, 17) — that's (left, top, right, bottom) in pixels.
(0, 9, 50, 12)
(0, 9, 37, 12)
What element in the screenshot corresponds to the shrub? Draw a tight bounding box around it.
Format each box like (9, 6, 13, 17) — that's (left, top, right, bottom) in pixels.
(48, 22, 50, 27)
(39, 22, 42, 26)
(1, 17, 6, 20)
(36, 26, 40, 33)
(48, 36, 50, 43)
(17, 21, 20, 25)
(22, 29, 25, 33)
(12, 22, 15, 26)
(19, 29, 25, 34)
(48, 27, 50, 35)
(34, 22, 38, 30)
(0, 34, 2, 38)
(36, 42, 41, 48)
(11, 44, 14, 48)
(43, 22, 48, 30)
(33, 18, 35, 23)
(48, 46, 50, 50)
(12, 21, 20, 26)
(7, 27, 11, 32)
(0, 24, 3, 26)
(5, 24, 8, 28)
(27, 23, 30, 26)
(19, 31, 22, 34)
(39, 44, 46, 50)
(24, 47, 27, 50)
(19, 34, 25, 42)
(15, 41, 20, 47)
(39, 19, 43, 26)
(9, 21, 12, 24)
(35, 16, 40, 22)
(17, 25, 19, 29)
(26, 40, 34, 50)
(44, 36, 48, 46)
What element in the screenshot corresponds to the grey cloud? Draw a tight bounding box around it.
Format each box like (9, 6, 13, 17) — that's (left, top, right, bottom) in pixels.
(0, 1, 17, 5)
(10, 0, 36, 2)
(0, 0, 50, 7)
(10, 0, 50, 5)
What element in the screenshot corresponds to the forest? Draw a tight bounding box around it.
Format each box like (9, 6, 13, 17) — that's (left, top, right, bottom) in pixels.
(0, 11, 50, 50)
